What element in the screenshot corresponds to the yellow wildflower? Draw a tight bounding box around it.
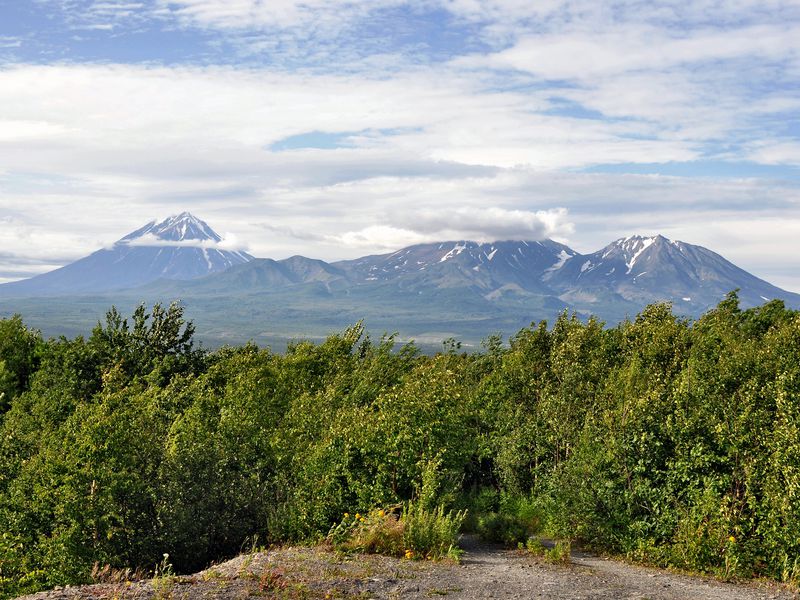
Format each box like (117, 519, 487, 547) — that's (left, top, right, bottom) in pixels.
(378, 510, 385, 518)
(729, 535, 736, 543)
(405, 549, 415, 559)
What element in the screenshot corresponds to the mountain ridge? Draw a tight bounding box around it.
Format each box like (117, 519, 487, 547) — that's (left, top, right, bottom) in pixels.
(121, 233, 799, 321)
(2, 217, 799, 346)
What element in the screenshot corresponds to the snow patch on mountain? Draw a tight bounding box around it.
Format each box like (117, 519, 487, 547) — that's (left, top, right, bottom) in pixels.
(440, 242, 467, 262)
(624, 237, 655, 274)
(545, 249, 572, 273)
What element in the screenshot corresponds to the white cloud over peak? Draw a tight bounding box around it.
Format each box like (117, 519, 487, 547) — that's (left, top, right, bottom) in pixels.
(395, 206, 573, 240)
(117, 232, 249, 252)
(331, 207, 574, 249)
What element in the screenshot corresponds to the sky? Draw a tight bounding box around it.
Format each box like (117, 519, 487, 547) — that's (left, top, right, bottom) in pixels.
(1, 0, 799, 291)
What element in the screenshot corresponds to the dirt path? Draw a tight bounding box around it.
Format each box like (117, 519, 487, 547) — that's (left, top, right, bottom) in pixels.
(437, 535, 795, 600)
(15, 536, 797, 600)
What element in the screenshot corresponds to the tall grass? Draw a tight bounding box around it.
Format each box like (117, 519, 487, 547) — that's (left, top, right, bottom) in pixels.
(327, 503, 466, 561)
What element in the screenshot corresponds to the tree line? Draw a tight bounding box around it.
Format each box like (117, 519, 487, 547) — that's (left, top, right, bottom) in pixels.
(1, 294, 799, 597)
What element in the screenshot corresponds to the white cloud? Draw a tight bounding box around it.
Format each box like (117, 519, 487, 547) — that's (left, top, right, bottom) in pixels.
(0, 63, 702, 181)
(395, 206, 573, 239)
(0, 37, 23, 49)
(330, 207, 573, 248)
(328, 226, 430, 249)
(150, 0, 800, 37)
(2, 0, 800, 292)
(469, 24, 800, 80)
(36, 0, 151, 30)
(745, 141, 800, 165)
(117, 232, 249, 251)
(153, 0, 409, 34)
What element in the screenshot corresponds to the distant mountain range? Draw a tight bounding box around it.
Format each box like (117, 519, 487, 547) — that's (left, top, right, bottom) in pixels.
(1, 213, 798, 348)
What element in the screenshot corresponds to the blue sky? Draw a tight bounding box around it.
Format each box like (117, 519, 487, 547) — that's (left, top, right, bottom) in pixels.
(1, 0, 799, 291)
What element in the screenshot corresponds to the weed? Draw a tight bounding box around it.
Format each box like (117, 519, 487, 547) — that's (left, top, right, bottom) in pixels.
(151, 553, 175, 600)
(427, 586, 462, 596)
(327, 503, 466, 562)
(476, 512, 528, 545)
(544, 540, 571, 564)
(200, 568, 226, 582)
(402, 502, 467, 561)
(524, 537, 547, 555)
(90, 562, 143, 584)
(781, 554, 800, 586)
(259, 567, 288, 592)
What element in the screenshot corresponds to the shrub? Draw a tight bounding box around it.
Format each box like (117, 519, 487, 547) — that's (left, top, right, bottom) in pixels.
(476, 494, 544, 546)
(327, 508, 404, 556)
(402, 502, 466, 560)
(476, 512, 529, 546)
(544, 540, 571, 564)
(457, 487, 499, 532)
(327, 503, 466, 561)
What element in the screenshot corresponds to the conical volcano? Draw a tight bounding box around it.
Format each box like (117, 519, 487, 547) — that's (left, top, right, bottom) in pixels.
(0, 213, 252, 296)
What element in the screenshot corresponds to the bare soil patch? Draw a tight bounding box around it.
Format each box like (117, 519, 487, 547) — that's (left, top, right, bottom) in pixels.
(15, 536, 797, 600)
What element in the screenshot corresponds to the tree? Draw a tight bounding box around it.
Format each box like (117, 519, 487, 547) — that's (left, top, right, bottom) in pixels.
(0, 315, 41, 412)
(89, 302, 203, 383)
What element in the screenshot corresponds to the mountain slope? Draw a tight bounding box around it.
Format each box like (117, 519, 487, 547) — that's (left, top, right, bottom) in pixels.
(0, 213, 252, 296)
(545, 235, 798, 313)
(139, 255, 349, 296)
(334, 240, 576, 294)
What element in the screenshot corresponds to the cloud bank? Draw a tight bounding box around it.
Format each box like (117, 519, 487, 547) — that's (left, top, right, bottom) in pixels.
(1, 0, 799, 291)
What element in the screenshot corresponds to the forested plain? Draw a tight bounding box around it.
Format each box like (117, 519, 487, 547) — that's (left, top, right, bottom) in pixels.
(1, 293, 800, 598)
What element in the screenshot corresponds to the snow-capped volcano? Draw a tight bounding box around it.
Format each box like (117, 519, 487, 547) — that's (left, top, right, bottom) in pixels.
(545, 234, 793, 310)
(121, 212, 224, 244)
(0, 213, 252, 296)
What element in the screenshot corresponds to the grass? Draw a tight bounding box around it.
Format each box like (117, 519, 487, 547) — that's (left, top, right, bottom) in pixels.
(544, 540, 572, 564)
(327, 503, 466, 562)
(518, 536, 572, 564)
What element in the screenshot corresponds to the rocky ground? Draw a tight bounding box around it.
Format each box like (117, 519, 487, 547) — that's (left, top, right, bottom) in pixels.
(16, 536, 798, 600)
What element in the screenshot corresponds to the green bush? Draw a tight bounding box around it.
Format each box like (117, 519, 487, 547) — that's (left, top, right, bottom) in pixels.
(3, 297, 800, 597)
(328, 503, 466, 561)
(475, 493, 544, 546)
(476, 513, 529, 546)
(402, 502, 466, 560)
(544, 540, 571, 564)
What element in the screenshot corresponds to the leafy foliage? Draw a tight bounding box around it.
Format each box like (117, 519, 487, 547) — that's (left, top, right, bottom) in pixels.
(2, 294, 800, 597)
(0, 315, 40, 413)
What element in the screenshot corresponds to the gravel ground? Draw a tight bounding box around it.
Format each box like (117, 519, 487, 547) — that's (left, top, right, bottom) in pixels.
(15, 536, 798, 600)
